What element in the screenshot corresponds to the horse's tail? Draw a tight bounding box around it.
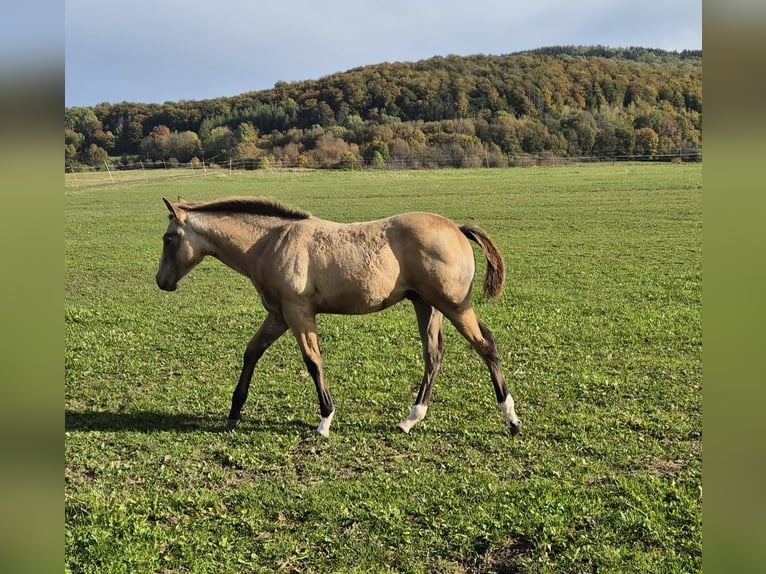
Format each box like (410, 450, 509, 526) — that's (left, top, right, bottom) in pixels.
(460, 225, 506, 300)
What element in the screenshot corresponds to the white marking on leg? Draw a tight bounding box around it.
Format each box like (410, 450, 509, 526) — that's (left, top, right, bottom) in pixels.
(498, 394, 520, 426)
(396, 404, 428, 433)
(316, 410, 335, 437)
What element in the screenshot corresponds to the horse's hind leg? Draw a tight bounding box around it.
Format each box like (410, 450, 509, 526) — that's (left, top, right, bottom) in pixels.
(397, 297, 446, 433)
(283, 307, 335, 437)
(228, 312, 288, 430)
(447, 307, 522, 435)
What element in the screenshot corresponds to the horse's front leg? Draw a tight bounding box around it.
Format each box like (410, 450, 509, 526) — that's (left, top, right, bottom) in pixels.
(284, 307, 335, 437)
(227, 312, 288, 430)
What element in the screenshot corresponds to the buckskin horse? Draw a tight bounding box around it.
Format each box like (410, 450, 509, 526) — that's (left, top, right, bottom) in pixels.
(156, 196, 522, 437)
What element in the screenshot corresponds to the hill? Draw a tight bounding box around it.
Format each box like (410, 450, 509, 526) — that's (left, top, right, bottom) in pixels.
(65, 46, 702, 170)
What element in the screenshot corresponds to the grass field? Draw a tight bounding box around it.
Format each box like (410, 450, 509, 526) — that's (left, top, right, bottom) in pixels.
(65, 164, 701, 573)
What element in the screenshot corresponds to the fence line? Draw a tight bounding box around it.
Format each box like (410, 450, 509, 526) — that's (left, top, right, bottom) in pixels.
(65, 150, 701, 190)
(72, 150, 702, 172)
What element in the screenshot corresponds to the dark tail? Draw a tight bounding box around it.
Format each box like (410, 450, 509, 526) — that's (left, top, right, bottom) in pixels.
(460, 225, 505, 299)
(460, 225, 506, 300)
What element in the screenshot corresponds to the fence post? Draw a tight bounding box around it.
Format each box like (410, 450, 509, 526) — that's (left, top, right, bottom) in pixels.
(103, 161, 115, 184)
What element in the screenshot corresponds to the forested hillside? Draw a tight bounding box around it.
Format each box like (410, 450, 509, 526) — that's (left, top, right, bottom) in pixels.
(65, 46, 702, 170)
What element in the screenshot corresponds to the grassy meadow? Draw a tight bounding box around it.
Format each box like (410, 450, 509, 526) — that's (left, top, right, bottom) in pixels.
(65, 164, 702, 573)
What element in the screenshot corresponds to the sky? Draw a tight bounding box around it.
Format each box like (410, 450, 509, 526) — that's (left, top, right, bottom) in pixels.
(64, 0, 702, 108)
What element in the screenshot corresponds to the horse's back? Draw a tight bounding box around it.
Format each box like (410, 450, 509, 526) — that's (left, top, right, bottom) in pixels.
(267, 212, 477, 315)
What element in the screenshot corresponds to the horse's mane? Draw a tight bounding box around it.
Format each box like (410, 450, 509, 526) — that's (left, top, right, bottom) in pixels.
(181, 197, 311, 220)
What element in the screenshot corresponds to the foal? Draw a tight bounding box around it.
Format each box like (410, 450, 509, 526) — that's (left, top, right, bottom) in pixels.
(156, 197, 522, 437)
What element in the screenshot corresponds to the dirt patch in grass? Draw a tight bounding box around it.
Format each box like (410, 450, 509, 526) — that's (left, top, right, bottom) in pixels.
(648, 458, 689, 476)
(467, 536, 535, 574)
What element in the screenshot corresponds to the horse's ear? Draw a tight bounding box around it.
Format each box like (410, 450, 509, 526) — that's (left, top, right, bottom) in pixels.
(163, 197, 179, 220)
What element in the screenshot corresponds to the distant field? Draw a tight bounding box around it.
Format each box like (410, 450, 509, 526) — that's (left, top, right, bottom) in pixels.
(65, 164, 701, 573)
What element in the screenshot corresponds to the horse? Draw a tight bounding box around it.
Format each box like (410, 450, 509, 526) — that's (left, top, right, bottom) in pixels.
(156, 196, 522, 437)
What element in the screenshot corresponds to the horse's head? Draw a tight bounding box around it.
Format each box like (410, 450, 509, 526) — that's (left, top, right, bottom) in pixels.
(155, 198, 206, 291)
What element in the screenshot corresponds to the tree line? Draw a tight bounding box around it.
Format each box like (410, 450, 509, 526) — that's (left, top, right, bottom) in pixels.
(65, 46, 702, 171)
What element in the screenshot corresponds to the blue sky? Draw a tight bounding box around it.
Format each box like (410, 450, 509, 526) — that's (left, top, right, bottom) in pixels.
(65, 0, 702, 107)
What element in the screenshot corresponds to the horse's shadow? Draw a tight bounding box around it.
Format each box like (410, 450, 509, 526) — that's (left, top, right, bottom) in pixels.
(64, 409, 327, 435)
(65, 410, 220, 433)
(65, 409, 407, 435)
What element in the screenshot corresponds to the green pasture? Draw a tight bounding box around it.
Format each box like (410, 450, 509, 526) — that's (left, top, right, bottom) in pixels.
(65, 164, 702, 573)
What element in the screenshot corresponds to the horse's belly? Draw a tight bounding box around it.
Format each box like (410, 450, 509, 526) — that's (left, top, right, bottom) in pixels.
(304, 231, 406, 314)
(314, 274, 404, 315)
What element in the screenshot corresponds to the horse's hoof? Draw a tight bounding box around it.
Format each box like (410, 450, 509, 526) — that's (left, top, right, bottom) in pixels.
(509, 420, 522, 436)
(395, 423, 411, 434)
(226, 418, 241, 432)
(316, 411, 335, 437)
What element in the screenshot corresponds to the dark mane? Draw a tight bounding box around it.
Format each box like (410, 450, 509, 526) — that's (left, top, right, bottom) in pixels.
(183, 197, 310, 220)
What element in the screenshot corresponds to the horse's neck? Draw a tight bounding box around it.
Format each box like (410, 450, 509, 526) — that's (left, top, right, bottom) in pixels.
(189, 213, 276, 276)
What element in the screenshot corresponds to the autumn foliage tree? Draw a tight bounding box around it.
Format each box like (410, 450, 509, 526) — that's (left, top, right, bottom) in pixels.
(66, 47, 701, 170)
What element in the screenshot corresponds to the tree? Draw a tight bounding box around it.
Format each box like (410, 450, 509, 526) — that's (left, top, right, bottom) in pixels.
(84, 144, 109, 168)
(517, 119, 549, 154)
(167, 131, 202, 163)
(486, 112, 518, 154)
(237, 122, 257, 144)
(65, 107, 114, 165)
(594, 106, 636, 157)
(369, 150, 386, 169)
(361, 139, 390, 165)
(65, 107, 101, 136)
(64, 49, 702, 169)
(203, 126, 236, 161)
(613, 126, 636, 156)
(561, 110, 597, 156)
(65, 129, 85, 165)
(139, 125, 172, 160)
(338, 150, 362, 170)
(634, 127, 659, 157)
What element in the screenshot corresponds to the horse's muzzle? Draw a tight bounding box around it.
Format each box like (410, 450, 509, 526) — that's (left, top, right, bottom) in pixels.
(156, 274, 177, 291)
